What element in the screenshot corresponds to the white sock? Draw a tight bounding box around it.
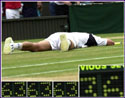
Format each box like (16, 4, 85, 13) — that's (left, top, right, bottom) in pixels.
(11, 43, 23, 50)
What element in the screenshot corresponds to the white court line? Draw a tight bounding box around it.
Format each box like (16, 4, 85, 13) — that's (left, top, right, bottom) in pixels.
(3, 68, 77, 78)
(2, 55, 123, 70)
(3, 63, 123, 78)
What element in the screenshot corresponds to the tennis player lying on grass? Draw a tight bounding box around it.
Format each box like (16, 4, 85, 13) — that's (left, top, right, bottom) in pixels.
(3, 32, 115, 54)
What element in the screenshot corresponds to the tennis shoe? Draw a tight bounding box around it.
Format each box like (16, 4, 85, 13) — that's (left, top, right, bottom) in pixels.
(3, 37, 14, 54)
(60, 34, 69, 51)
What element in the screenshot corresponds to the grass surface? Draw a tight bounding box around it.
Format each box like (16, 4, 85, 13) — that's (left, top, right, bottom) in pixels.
(2, 33, 124, 81)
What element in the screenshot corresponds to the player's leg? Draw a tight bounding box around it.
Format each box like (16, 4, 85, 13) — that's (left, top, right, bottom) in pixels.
(69, 41, 75, 50)
(3, 37, 52, 54)
(22, 40, 52, 52)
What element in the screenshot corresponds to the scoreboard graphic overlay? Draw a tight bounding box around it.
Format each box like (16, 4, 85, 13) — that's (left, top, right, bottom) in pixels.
(80, 65, 124, 97)
(2, 82, 78, 97)
(2, 65, 124, 97)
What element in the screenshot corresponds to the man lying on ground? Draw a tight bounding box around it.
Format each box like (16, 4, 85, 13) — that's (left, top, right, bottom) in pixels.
(3, 32, 115, 54)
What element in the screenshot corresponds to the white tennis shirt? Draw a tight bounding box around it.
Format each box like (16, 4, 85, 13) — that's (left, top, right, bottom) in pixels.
(45, 32, 107, 50)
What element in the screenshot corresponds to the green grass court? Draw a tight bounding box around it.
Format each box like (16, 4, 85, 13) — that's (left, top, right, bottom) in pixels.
(2, 33, 124, 81)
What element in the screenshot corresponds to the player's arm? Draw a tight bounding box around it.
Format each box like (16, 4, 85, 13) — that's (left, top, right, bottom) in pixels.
(106, 39, 114, 46)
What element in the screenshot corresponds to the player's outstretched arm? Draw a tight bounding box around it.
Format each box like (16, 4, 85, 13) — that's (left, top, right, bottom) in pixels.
(106, 39, 115, 46)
